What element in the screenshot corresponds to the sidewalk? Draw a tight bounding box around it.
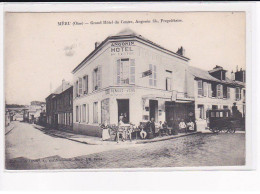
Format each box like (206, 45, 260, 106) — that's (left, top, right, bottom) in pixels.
(33, 124, 200, 145)
(5, 122, 15, 135)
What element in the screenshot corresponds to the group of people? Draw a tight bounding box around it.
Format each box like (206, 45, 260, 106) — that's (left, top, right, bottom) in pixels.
(101, 112, 196, 142)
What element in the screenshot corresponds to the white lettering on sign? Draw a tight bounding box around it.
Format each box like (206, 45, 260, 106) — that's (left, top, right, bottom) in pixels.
(111, 41, 135, 56)
(105, 88, 135, 95)
(111, 41, 135, 47)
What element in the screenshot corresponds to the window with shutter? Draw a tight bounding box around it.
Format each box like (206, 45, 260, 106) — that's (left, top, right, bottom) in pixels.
(198, 80, 203, 96)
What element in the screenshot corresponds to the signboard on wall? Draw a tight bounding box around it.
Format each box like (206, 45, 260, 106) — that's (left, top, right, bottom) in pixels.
(111, 41, 135, 56)
(105, 88, 135, 95)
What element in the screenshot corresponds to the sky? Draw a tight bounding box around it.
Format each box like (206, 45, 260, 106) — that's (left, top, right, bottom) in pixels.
(4, 12, 246, 105)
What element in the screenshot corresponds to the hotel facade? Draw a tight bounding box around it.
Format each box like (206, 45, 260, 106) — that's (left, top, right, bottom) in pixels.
(72, 29, 245, 136)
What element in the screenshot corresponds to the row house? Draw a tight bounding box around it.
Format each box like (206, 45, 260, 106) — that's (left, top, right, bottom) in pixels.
(46, 80, 73, 131)
(188, 65, 245, 131)
(72, 28, 195, 137)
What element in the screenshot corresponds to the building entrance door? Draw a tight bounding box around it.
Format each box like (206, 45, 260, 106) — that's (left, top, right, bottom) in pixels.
(117, 99, 129, 123)
(149, 100, 158, 122)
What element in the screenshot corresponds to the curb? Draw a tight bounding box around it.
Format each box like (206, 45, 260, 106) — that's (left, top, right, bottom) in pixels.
(33, 124, 201, 145)
(5, 124, 15, 135)
(136, 132, 201, 144)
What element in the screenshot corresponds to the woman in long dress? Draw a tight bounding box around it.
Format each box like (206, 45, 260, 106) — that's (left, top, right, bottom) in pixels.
(102, 121, 110, 141)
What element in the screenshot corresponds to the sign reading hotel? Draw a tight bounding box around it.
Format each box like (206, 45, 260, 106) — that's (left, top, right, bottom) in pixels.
(111, 41, 135, 56)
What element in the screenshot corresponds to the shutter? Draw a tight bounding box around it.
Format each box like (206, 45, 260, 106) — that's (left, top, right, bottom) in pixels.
(153, 65, 157, 86)
(227, 87, 230, 99)
(78, 77, 83, 95)
(208, 83, 212, 97)
(149, 64, 153, 86)
(92, 70, 95, 91)
(130, 59, 135, 84)
(220, 85, 223, 98)
(97, 65, 102, 89)
(116, 59, 120, 85)
(203, 82, 207, 97)
(73, 82, 76, 98)
(198, 80, 203, 96)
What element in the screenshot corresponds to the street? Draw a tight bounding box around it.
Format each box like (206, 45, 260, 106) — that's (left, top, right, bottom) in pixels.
(5, 121, 245, 170)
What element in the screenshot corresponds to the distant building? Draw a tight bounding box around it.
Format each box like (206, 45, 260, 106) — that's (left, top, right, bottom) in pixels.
(188, 65, 245, 131)
(5, 111, 11, 127)
(46, 80, 73, 131)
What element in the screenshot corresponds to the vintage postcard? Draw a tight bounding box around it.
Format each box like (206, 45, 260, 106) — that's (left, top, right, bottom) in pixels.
(4, 11, 249, 171)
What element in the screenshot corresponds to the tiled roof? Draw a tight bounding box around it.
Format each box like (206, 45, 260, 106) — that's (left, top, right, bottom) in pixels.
(188, 66, 245, 87)
(188, 66, 220, 82)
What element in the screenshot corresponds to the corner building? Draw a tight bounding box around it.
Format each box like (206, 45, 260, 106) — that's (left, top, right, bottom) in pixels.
(72, 29, 195, 137)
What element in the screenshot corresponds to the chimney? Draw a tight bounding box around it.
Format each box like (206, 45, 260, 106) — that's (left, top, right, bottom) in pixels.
(231, 70, 235, 80)
(95, 42, 101, 49)
(176, 46, 185, 56)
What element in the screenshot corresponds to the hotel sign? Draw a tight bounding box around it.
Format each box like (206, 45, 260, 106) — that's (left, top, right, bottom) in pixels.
(111, 41, 135, 56)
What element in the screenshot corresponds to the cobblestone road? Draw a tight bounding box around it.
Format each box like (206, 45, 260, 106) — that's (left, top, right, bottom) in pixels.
(6, 121, 245, 170)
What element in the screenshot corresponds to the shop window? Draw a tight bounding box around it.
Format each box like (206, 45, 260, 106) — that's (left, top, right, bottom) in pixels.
(198, 104, 205, 119)
(212, 105, 218, 110)
(93, 102, 98, 123)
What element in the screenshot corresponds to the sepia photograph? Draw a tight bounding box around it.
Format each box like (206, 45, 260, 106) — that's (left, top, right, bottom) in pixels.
(4, 11, 247, 170)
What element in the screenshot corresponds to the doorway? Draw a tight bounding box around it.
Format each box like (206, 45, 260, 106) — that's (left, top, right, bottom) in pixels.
(149, 100, 158, 122)
(117, 99, 129, 123)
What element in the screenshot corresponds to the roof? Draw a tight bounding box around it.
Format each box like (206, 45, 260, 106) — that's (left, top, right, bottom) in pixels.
(188, 66, 220, 82)
(188, 66, 245, 87)
(72, 28, 189, 73)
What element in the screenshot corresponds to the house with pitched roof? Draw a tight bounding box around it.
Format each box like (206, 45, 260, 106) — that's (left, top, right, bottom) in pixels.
(46, 79, 73, 130)
(187, 65, 245, 131)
